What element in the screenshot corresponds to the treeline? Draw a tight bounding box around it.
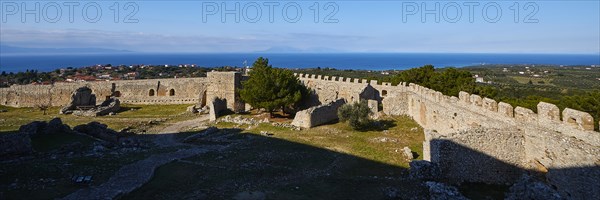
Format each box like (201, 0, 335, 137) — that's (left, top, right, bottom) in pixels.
(380, 65, 599, 131)
(0, 65, 241, 87)
(0, 70, 60, 86)
(380, 65, 482, 97)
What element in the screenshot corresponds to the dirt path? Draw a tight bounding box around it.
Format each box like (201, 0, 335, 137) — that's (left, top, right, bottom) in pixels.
(62, 146, 224, 200)
(154, 115, 209, 147)
(62, 115, 214, 200)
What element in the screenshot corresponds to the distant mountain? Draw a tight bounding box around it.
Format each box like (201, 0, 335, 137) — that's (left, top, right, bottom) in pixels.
(256, 46, 343, 53)
(0, 45, 132, 54)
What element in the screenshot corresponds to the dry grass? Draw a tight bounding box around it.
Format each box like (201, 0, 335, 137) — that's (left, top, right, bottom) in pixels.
(0, 104, 197, 133)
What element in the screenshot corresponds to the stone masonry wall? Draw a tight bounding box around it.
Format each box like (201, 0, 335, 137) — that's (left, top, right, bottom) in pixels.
(2, 72, 599, 198)
(295, 73, 382, 104)
(206, 72, 244, 112)
(291, 99, 346, 128)
(426, 128, 526, 185)
(0, 78, 208, 107)
(295, 73, 599, 199)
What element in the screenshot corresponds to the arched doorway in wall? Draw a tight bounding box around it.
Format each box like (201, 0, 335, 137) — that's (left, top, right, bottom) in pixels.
(149, 89, 155, 96)
(169, 89, 175, 96)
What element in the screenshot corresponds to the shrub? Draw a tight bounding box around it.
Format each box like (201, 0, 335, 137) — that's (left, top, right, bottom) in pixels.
(338, 101, 372, 130)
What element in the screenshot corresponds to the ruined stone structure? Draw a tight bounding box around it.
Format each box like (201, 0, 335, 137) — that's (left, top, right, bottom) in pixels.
(294, 73, 600, 199)
(206, 72, 245, 121)
(1, 72, 599, 198)
(291, 99, 346, 128)
(60, 87, 97, 114)
(58, 86, 121, 116)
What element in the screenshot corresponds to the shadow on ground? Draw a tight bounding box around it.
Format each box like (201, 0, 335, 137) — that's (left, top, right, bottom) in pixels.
(2, 126, 598, 200)
(124, 128, 427, 199)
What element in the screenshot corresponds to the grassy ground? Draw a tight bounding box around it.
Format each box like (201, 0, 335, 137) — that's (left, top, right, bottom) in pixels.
(125, 115, 428, 199)
(0, 104, 197, 133)
(0, 104, 199, 199)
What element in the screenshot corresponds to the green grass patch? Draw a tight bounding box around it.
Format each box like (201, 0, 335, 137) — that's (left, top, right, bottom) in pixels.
(0, 104, 196, 132)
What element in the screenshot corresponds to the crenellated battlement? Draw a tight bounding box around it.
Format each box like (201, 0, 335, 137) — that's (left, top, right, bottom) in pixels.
(295, 73, 599, 136)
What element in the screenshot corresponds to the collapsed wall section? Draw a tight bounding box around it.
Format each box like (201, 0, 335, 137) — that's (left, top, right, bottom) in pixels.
(291, 99, 346, 128)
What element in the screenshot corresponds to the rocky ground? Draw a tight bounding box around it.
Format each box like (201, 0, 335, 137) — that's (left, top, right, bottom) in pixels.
(1, 108, 554, 199)
(0, 104, 205, 199)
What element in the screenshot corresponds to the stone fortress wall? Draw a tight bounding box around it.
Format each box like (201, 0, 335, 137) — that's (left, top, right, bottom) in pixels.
(295, 73, 599, 199)
(1, 72, 598, 198)
(0, 78, 209, 107)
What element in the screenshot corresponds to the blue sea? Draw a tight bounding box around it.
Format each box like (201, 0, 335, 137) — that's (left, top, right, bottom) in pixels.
(1, 53, 599, 73)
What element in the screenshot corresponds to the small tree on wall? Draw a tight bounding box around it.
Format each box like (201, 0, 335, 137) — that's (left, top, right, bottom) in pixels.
(240, 57, 308, 117)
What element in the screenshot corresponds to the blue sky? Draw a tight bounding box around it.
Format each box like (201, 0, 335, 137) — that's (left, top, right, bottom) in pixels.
(1, 0, 599, 53)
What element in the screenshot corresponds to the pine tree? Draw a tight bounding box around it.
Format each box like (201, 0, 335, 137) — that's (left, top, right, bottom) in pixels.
(240, 57, 307, 117)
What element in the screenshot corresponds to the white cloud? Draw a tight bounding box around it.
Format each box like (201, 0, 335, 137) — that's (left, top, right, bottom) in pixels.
(0, 28, 368, 52)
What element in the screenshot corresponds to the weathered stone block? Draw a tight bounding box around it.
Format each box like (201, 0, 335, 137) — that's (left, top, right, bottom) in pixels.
(74, 121, 119, 143)
(370, 80, 378, 85)
(498, 102, 514, 117)
(449, 96, 459, 103)
(209, 98, 227, 121)
(562, 108, 595, 131)
(515, 107, 536, 122)
(291, 99, 345, 128)
(458, 91, 470, 104)
(470, 94, 483, 107)
(18, 121, 47, 136)
(537, 102, 560, 123)
(482, 98, 498, 112)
